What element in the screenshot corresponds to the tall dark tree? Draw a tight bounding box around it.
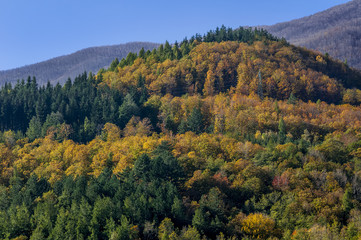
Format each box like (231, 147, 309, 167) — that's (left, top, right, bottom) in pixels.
(118, 94, 139, 128)
(187, 107, 204, 134)
(109, 58, 119, 71)
(278, 117, 286, 144)
(26, 116, 42, 141)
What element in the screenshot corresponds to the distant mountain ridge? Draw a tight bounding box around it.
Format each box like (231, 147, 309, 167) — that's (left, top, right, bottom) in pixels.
(0, 42, 159, 86)
(262, 0, 361, 69)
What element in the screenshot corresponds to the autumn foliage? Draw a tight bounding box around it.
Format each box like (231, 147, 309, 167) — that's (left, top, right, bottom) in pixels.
(0, 27, 361, 239)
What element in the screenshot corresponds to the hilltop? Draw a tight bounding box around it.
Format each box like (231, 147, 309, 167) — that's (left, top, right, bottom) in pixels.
(100, 26, 361, 104)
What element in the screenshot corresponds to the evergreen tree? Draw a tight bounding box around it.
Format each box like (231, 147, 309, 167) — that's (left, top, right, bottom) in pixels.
(278, 117, 286, 144)
(158, 44, 164, 60)
(26, 116, 42, 141)
(49, 208, 68, 240)
(8, 204, 31, 238)
(274, 101, 280, 116)
(180, 42, 190, 56)
(139, 47, 145, 59)
(187, 107, 204, 134)
(41, 112, 64, 137)
(76, 199, 92, 238)
(36, 96, 48, 123)
(112, 215, 138, 240)
(109, 58, 119, 71)
(132, 154, 151, 181)
(287, 93, 297, 105)
(173, 42, 182, 60)
(9, 172, 23, 206)
(136, 75, 148, 106)
(342, 186, 353, 214)
(164, 41, 173, 60)
(164, 115, 177, 133)
(257, 70, 264, 100)
(80, 117, 96, 143)
(192, 188, 225, 238)
(0, 210, 9, 239)
(89, 197, 114, 240)
(177, 119, 188, 134)
(118, 94, 139, 128)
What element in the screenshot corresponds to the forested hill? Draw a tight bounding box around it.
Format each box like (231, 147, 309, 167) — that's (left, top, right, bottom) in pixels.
(0, 26, 361, 141)
(100, 26, 361, 103)
(0, 42, 159, 86)
(262, 0, 361, 69)
(2, 27, 361, 239)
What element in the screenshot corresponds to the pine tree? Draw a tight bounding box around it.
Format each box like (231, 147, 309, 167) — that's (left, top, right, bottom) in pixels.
(187, 107, 204, 134)
(36, 96, 48, 123)
(118, 94, 139, 128)
(137, 75, 148, 105)
(139, 48, 145, 59)
(342, 186, 353, 214)
(109, 58, 119, 71)
(287, 93, 297, 105)
(164, 41, 173, 60)
(163, 115, 176, 133)
(278, 117, 286, 144)
(180, 42, 190, 57)
(49, 208, 68, 240)
(177, 119, 188, 134)
(26, 116, 42, 141)
(173, 42, 182, 60)
(274, 101, 280, 116)
(41, 112, 64, 137)
(257, 70, 263, 100)
(81, 117, 96, 142)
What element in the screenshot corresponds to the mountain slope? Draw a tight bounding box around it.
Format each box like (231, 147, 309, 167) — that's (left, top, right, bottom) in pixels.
(0, 42, 159, 86)
(2, 27, 361, 240)
(263, 0, 361, 69)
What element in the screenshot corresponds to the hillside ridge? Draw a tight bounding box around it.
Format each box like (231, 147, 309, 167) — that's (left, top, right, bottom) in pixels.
(0, 42, 159, 86)
(262, 0, 361, 69)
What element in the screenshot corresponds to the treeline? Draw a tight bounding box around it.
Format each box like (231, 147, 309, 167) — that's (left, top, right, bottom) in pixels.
(1, 26, 361, 239)
(1, 71, 360, 146)
(1, 27, 360, 144)
(0, 73, 149, 143)
(103, 36, 361, 104)
(108, 26, 279, 69)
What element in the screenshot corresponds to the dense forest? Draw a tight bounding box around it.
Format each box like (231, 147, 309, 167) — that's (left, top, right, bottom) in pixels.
(1, 26, 361, 239)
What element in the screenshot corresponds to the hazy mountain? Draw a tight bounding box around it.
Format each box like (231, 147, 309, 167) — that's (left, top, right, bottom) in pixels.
(0, 42, 159, 86)
(263, 0, 361, 69)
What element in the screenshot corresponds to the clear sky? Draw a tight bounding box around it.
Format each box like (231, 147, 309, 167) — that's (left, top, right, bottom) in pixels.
(0, 0, 350, 70)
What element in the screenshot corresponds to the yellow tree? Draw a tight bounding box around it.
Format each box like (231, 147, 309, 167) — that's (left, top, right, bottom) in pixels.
(241, 213, 278, 239)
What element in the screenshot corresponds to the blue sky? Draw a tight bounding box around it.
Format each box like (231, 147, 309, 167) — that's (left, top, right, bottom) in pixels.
(0, 0, 350, 70)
